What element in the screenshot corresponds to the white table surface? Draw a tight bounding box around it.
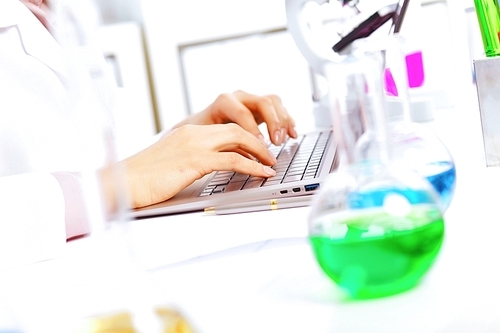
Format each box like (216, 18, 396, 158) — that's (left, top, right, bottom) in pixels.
(2, 84, 500, 333)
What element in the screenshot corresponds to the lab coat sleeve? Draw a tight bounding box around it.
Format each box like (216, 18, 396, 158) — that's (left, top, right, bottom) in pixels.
(52, 171, 92, 240)
(0, 172, 66, 271)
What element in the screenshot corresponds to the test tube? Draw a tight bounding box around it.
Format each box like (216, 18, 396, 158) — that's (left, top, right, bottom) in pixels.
(474, 0, 500, 57)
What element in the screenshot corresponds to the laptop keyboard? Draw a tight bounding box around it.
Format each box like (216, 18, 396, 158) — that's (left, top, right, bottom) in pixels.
(198, 130, 332, 197)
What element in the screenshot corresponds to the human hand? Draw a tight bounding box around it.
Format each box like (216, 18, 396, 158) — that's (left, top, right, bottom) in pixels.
(109, 123, 277, 209)
(174, 90, 298, 146)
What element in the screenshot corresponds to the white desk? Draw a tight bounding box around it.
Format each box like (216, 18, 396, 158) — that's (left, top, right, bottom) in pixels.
(2, 85, 500, 333)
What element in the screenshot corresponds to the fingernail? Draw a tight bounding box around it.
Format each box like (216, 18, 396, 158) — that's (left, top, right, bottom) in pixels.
(280, 128, 287, 142)
(291, 126, 298, 138)
(258, 134, 266, 144)
(274, 130, 282, 145)
(263, 165, 276, 176)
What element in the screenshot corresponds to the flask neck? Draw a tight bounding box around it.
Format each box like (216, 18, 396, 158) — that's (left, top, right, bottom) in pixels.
(326, 46, 392, 167)
(380, 36, 414, 126)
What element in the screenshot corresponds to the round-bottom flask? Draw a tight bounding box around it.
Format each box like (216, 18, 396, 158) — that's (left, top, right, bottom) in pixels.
(355, 35, 456, 211)
(356, 120, 456, 212)
(391, 121, 456, 211)
(308, 162, 444, 299)
(309, 39, 445, 300)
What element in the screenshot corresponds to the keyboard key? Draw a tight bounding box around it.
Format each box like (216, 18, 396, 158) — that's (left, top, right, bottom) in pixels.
(232, 173, 249, 182)
(242, 179, 264, 189)
(262, 179, 282, 186)
(198, 130, 332, 196)
(283, 175, 303, 183)
(226, 181, 245, 192)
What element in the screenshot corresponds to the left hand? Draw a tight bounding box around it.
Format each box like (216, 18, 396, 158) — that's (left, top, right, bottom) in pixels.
(173, 90, 298, 146)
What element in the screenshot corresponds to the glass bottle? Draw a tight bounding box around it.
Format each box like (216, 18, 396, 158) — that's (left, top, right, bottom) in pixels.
(354, 35, 456, 212)
(474, 0, 500, 57)
(308, 40, 445, 300)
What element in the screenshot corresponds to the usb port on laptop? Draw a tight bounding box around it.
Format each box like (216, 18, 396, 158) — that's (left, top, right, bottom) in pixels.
(305, 183, 320, 192)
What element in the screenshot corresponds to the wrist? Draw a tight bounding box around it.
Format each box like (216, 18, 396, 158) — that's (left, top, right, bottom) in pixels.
(97, 162, 132, 219)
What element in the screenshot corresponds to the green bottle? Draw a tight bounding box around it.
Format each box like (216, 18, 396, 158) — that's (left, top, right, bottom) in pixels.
(474, 0, 500, 57)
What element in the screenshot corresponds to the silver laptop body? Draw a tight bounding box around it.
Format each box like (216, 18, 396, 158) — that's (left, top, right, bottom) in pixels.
(129, 129, 337, 219)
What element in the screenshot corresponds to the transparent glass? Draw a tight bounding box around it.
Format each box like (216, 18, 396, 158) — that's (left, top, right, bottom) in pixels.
(474, 0, 500, 57)
(49, 2, 158, 331)
(50, 3, 191, 332)
(353, 35, 456, 212)
(308, 42, 445, 300)
(0, 0, 127, 331)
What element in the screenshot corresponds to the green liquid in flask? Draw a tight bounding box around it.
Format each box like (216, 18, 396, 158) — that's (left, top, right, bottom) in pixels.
(309, 204, 444, 299)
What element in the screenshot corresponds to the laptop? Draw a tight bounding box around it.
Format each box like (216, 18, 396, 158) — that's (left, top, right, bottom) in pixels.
(129, 128, 338, 219)
(128, 0, 409, 220)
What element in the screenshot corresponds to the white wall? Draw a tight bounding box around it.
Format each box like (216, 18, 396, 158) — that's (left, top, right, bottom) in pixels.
(139, 0, 310, 132)
(93, 0, 481, 133)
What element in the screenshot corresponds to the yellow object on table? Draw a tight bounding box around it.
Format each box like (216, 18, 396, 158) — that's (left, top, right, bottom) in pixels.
(155, 307, 196, 333)
(74, 306, 196, 333)
(85, 311, 137, 333)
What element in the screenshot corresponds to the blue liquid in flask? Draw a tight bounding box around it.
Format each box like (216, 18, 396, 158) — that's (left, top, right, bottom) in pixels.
(347, 188, 437, 209)
(422, 161, 456, 211)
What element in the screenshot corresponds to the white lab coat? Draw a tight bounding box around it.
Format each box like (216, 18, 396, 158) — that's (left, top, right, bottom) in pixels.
(0, 0, 107, 270)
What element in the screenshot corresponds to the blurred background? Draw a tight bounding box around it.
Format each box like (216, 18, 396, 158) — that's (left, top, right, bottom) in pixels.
(89, 0, 481, 159)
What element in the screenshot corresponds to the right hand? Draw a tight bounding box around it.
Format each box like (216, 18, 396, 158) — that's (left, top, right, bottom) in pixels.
(173, 91, 297, 146)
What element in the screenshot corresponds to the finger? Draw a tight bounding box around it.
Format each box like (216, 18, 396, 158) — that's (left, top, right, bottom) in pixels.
(232, 91, 282, 145)
(227, 148, 255, 161)
(233, 91, 292, 146)
(220, 97, 268, 143)
(207, 152, 277, 179)
(208, 124, 276, 166)
(270, 96, 298, 139)
(266, 94, 298, 142)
